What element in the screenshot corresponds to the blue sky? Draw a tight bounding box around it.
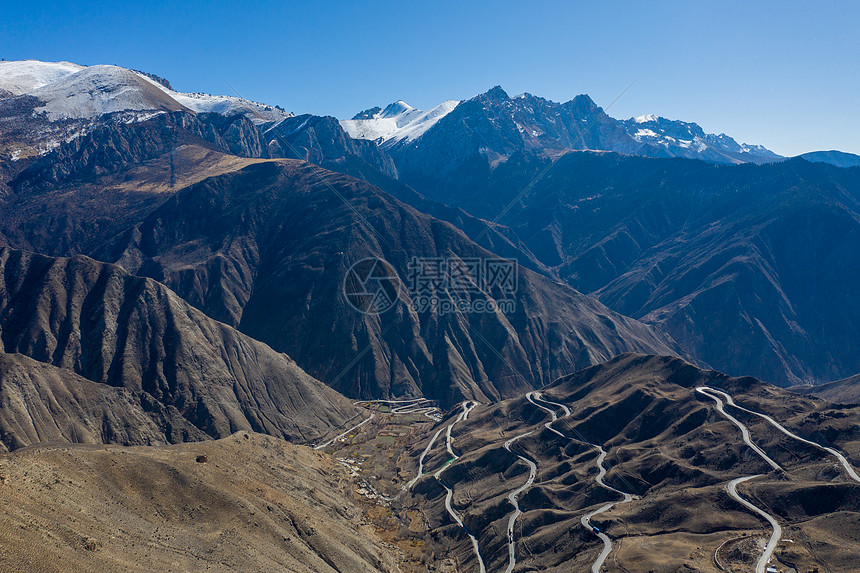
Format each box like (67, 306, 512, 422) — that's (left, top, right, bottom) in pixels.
(2, 0, 858, 156)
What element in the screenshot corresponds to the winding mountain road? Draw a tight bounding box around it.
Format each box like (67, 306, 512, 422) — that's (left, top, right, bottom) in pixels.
(695, 387, 783, 572)
(432, 402, 485, 573)
(695, 388, 782, 471)
(525, 391, 567, 438)
(699, 387, 860, 484)
(313, 411, 376, 450)
(406, 424, 445, 490)
(405, 402, 485, 571)
(502, 429, 537, 573)
(354, 398, 441, 420)
(726, 475, 782, 573)
(697, 385, 860, 571)
(527, 392, 634, 573)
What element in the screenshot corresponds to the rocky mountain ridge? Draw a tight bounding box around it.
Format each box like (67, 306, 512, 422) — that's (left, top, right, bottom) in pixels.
(98, 159, 680, 405)
(0, 246, 361, 450)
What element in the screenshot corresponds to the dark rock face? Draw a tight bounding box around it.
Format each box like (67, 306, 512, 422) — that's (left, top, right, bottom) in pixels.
(100, 160, 678, 405)
(10, 111, 266, 191)
(0, 103, 679, 406)
(0, 246, 360, 445)
(131, 69, 174, 91)
(352, 106, 382, 120)
(265, 114, 397, 178)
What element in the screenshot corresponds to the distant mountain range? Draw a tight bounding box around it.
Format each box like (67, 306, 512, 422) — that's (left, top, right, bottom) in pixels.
(1, 58, 858, 405)
(342, 86, 784, 167)
(334, 87, 860, 388)
(4, 59, 854, 172)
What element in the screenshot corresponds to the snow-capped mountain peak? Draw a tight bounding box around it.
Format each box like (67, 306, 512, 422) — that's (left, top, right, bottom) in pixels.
(363, 85, 782, 169)
(340, 99, 460, 145)
(379, 100, 415, 118)
(0, 60, 291, 124)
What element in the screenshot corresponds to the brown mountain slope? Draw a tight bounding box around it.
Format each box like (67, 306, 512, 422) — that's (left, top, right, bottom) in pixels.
(0, 352, 206, 452)
(0, 246, 360, 447)
(98, 159, 679, 405)
(0, 144, 274, 258)
(0, 431, 402, 573)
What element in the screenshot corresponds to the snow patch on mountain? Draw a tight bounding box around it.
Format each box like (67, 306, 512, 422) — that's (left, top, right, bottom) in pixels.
(633, 128, 659, 139)
(633, 113, 658, 124)
(163, 90, 288, 123)
(341, 99, 460, 144)
(0, 60, 85, 97)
